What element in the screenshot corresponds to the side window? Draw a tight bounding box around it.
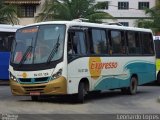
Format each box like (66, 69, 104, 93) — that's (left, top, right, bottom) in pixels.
(127, 31, 141, 54)
(76, 32, 87, 54)
(68, 31, 87, 55)
(141, 32, 154, 55)
(0, 32, 15, 52)
(91, 29, 108, 54)
(110, 30, 125, 54)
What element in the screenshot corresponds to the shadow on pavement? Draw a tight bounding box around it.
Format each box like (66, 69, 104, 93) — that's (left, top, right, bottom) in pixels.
(0, 80, 9, 86)
(18, 89, 151, 104)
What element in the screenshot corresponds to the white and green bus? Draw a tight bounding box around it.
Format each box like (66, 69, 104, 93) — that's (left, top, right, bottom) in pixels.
(9, 21, 156, 103)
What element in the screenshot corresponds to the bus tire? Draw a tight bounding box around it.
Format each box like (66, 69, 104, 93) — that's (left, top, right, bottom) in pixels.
(77, 82, 86, 103)
(128, 76, 138, 95)
(31, 96, 39, 101)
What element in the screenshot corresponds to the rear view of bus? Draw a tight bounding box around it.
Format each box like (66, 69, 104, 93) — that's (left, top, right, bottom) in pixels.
(0, 24, 22, 81)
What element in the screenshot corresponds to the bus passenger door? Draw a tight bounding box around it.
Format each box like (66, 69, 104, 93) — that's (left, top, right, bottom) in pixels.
(67, 30, 89, 94)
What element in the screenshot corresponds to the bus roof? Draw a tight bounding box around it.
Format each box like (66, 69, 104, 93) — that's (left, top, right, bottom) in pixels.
(24, 21, 152, 33)
(0, 24, 22, 32)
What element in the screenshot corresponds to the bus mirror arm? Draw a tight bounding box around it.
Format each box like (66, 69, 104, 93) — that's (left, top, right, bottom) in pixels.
(11, 38, 17, 62)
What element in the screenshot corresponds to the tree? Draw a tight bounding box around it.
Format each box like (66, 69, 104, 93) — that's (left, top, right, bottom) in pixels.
(35, 0, 112, 23)
(136, 0, 160, 34)
(0, 0, 19, 24)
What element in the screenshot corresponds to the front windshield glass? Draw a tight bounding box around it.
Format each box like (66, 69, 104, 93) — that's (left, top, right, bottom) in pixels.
(11, 24, 65, 64)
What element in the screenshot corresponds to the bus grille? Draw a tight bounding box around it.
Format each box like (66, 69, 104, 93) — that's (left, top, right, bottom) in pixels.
(18, 77, 49, 84)
(23, 85, 46, 94)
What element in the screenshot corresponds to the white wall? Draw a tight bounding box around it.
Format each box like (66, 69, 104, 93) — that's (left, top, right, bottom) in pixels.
(96, 0, 156, 26)
(19, 0, 156, 26)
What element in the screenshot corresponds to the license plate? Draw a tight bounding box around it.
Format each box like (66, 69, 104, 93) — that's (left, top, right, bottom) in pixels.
(30, 92, 40, 96)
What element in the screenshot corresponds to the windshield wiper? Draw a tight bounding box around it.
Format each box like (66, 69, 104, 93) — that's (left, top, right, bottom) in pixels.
(19, 38, 34, 65)
(19, 46, 32, 65)
(47, 35, 60, 64)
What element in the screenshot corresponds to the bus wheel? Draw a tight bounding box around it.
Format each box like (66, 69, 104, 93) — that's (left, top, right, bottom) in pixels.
(31, 96, 39, 101)
(77, 82, 86, 103)
(128, 76, 138, 95)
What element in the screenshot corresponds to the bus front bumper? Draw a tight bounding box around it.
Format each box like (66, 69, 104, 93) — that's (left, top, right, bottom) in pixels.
(10, 76, 67, 96)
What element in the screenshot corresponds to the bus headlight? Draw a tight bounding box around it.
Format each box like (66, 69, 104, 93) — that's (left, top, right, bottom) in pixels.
(10, 74, 18, 82)
(50, 69, 62, 80)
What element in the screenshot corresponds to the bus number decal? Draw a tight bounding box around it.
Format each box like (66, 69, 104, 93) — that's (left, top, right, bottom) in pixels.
(34, 72, 49, 77)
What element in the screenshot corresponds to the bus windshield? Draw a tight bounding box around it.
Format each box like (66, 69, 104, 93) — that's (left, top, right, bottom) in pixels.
(11, 24, 65, 64)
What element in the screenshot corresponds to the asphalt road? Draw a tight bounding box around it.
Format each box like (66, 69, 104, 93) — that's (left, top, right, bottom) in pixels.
(0, 85, 160, 115)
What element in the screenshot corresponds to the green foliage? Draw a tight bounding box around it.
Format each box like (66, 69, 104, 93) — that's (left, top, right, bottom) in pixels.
(136, 0, 160, 34)
(95, 1, 108, 9)
(35, 0, 112, 23)
(0, 0, 19, 24)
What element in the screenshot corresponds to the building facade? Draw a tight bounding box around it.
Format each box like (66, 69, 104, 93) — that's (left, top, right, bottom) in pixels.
(96, 0, 156, 26)
(5, 0, 45, 25)
(5, 0, 156, 26)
